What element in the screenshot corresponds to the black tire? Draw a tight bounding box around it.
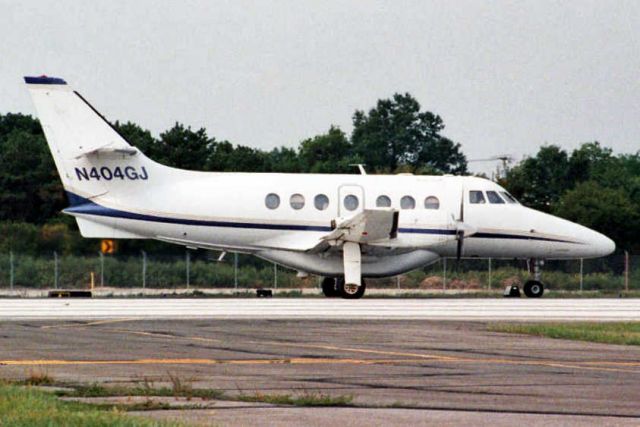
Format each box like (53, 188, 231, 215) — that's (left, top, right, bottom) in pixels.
(321, 277, 339, 297)
(339, 277, 366, 299)
(523, 280, 544, 298)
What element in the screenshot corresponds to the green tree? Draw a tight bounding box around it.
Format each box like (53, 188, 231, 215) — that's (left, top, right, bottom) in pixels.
(266, 146, 302, 173)
(113, 121, 157, 155)
(156, 123, 212, 170)
(0, 113, 42, 140)
(0, 130, 65, 223)
(207, 141, 270, 172)
(553, 181, 639, 251)
(505, 145, 570, 211)
(299, 126, 355, 173)
(351, 93, 467, 174)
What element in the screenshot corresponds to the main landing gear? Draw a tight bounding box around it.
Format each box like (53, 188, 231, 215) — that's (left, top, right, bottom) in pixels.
(321, 277, 367, 299)
(524, 259, 545, 298)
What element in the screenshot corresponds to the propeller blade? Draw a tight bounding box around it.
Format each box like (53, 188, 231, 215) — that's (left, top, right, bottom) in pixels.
(455, 187, 465, 261)
(456, 229, 464, 261)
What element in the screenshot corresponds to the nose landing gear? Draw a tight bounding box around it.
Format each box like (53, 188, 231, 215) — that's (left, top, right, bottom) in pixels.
(524, 259, 545, 298)
(523, 280, 544, 298)
(321, 277, 366, 299)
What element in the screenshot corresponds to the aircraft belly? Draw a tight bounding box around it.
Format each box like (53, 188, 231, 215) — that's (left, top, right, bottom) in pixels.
(257, 249, 440, 278)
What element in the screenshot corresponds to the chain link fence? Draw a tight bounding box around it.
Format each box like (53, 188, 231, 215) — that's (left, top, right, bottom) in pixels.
(0, 250, 637, 293)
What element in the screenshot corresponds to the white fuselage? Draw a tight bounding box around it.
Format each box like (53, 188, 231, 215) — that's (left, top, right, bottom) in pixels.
(65, 162, 615, 277)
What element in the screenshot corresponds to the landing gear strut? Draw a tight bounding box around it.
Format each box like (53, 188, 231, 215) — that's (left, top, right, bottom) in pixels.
(321, 277, 366, 299)
(524, 259, 545, 298)
(322, 240, 367, 299)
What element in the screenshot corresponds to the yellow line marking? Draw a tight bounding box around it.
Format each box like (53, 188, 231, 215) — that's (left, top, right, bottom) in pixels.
(33, 325, 640, 374)
(251, 341, 640, 373)
(101, 329, 640, 373)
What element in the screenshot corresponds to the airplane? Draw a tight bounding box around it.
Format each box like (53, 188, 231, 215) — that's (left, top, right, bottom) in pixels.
(24, 76, 616, 299)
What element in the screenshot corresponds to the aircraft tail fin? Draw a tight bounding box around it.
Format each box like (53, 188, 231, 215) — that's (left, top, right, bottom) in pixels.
(24, 75, 158, 203)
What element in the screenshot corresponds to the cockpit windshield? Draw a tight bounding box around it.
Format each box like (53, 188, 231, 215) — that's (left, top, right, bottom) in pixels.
(469, 191, 486, 204)
(500, 191, 519, 204)
(486, 191, 505, 204)
(469, 189, 519, 205)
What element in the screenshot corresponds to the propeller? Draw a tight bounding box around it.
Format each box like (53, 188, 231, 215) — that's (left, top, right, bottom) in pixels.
(453, 188, 477, 261)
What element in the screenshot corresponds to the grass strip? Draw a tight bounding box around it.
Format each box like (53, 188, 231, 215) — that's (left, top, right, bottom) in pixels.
(57, 383, 224, 400)
(237, 391, 353, 407)
(0, 382, 183, 427)
(489, 322, 640, 346)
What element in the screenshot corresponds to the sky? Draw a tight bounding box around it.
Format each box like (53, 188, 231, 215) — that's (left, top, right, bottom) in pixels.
(1, 0, 639, 174)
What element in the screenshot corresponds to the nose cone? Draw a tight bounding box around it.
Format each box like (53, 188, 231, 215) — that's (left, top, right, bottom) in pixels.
(588, 230, 616, 258)
(530, 208, 616, 259)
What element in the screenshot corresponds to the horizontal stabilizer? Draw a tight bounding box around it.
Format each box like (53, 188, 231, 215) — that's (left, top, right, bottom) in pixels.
(74, 145, 138, 159)
(75, 218, 146, 239)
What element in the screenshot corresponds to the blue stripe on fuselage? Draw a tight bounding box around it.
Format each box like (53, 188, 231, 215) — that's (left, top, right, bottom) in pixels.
(64, 192, 332, 232)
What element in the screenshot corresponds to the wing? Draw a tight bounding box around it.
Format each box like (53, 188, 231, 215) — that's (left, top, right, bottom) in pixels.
(256, 209, 399, 252)
(322, 209, 399, 244)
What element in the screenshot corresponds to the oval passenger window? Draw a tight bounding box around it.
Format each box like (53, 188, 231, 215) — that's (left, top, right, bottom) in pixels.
(265, 193, 280, 209)
(343, 194, 359, 211)
(314, 194, 329, 210)
(424, 196, 439, 210)
(376, 195, 391, 207)
(290, 194, 305, 210)
(400, 195, 415, 209)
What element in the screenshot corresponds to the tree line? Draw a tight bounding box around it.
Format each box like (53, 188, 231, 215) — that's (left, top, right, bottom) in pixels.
(0, 92, 638, 255)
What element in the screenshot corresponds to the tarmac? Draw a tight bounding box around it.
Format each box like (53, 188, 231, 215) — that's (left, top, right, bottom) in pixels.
(1, 302, 640, 425)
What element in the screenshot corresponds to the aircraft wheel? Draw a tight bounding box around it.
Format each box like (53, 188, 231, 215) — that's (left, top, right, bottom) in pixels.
(339, 277, 366, 299)
(321, 277, 339, 297)
(523, 280, 544, 298)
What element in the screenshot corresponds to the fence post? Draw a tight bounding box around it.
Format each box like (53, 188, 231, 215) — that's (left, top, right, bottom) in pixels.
(141, 250, 147, 289)
(488, 258, 492, 290)
(579, 258, 583, 293)
(53, 251, 59, 289)
(9, 251, 14, 291)
(396, 275, 400, 290)
(442, 258, 447, 291)
(234, 252, 238, 290)
(624, 251, 629, 292)
(273, 263, 278, 289)
(98, 252, 104, 287)
(186, 250, 190, 289)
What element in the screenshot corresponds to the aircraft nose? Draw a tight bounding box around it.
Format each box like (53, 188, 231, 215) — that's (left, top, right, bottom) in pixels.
(588, 230, 616, 257)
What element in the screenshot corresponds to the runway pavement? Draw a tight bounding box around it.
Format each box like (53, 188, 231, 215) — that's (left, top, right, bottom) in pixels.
(1, 298, 639, 320)
(1, 317, 639, 426)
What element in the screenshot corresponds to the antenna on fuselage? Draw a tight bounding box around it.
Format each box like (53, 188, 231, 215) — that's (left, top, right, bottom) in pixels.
(349, 164, 367, 175)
